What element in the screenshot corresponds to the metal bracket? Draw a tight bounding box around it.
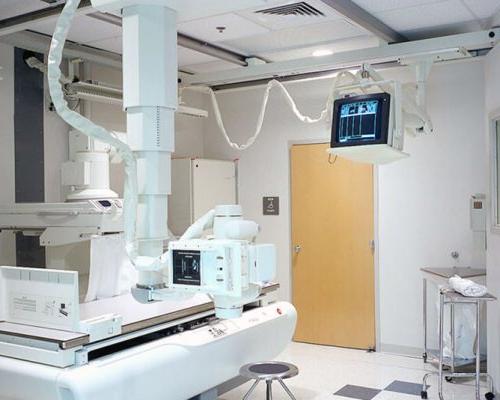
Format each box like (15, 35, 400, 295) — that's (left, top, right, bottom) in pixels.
(75, 348, 89, 366)
(40, 226, 100, 246)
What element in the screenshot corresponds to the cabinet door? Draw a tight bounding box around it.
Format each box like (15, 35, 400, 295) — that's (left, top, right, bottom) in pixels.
(192, 159, 236, 219)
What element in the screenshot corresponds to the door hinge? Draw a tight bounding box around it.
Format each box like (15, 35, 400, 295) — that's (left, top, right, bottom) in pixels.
(369, 240, 375, 253)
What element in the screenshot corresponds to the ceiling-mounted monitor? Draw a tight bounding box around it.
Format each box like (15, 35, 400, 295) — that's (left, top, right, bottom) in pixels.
(328, 92, 408, 164)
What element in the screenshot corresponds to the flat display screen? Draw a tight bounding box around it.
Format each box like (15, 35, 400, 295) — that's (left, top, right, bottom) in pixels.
(338, 99, 379, 143)
(331, 93, 391, 148)
(172, 250, 201, 286)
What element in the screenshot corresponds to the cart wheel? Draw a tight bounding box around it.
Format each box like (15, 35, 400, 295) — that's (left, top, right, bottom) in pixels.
(445, 376, 453, 383)
(485, 392, 495, 400)
(421, 390, 428, 399)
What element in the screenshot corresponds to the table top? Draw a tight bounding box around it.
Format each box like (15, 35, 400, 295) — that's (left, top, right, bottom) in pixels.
(0, 283, 280, 349)
(0, 321, 89, 349)
(421, 267, 486, 279)
(442, 290, 496, 302)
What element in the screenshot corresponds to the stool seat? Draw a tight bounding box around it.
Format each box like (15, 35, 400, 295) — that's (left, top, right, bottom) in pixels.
(240, 362, 299, 381)
(239, 362, 299, 400)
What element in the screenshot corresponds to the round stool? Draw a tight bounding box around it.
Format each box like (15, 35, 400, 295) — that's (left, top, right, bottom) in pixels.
(239, 361, 299, 400)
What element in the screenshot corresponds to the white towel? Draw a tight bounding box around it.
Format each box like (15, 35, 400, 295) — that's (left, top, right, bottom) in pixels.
(84, 234, 138, 302)
(449, 275, 487, 297)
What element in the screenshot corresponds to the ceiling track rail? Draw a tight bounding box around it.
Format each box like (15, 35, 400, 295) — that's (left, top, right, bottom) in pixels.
(177, 34, 249, 67)
(210, 61, 401, 91)
(185, 29, 500, 89)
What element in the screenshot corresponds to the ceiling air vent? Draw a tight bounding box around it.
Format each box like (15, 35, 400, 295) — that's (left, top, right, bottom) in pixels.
(255, 2, 325, 17)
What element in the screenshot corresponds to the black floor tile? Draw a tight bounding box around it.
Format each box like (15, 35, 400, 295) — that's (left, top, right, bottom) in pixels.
(384, 380, 425, 396)
(334, 384, 382, 400)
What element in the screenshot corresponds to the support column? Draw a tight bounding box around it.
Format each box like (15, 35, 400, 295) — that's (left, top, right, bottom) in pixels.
(122, 4, 177, 286)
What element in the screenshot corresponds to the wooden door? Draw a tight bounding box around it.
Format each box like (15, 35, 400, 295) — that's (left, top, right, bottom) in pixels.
(291, 143, 375, 349)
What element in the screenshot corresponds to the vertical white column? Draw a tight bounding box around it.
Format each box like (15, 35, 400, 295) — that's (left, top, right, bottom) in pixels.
(122, 4, 177, 287)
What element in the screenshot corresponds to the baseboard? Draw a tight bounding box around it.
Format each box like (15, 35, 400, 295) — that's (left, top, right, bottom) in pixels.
(379, 343, 423, 358)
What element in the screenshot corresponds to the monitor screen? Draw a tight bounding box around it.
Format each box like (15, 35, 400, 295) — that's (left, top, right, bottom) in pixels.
(331, 93, 391, 148)
(172, 250, 201, 286)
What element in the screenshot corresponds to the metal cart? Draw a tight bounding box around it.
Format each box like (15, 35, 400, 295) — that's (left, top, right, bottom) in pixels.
(422, 267, 486, 367)
(421, 288, 496, 400)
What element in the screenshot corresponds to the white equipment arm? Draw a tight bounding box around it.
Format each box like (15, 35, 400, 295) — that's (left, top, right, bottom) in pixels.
(49, 0, 275, 319)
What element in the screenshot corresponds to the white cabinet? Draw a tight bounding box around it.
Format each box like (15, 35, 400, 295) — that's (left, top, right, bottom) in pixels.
(169, 158, 237, 236)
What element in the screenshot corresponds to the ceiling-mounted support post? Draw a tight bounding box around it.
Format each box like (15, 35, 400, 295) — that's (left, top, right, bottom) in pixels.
(120, 2, 177, 287)
(414, 60, 433, 109)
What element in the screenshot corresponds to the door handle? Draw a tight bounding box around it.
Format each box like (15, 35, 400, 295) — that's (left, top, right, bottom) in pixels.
(294, 245, 302, 254)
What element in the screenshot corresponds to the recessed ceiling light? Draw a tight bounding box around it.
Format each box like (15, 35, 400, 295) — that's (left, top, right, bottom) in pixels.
(312, 49, 333, 57)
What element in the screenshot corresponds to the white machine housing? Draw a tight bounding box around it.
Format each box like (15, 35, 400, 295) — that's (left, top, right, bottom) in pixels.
(135, 204, 276, 319)
(168, 239, 275, 318)
(62, 130, 119, 201)
(0, 297, 296, 400)
(168, 241, 275, 293)
(0, 199, 123, 247)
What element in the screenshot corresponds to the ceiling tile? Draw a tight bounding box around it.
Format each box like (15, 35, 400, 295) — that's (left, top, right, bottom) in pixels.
(461, 0, 500, 19)
(0, 0, 51, 20)
(221, 19, 369, 55)
(178, 13, 270, 43)
(177, 47, 219, 66)
(85, 36, 122, 54)
(350, 0, 449, 14)
(31, 15, 121, 44)
(374, 0, 474, 32)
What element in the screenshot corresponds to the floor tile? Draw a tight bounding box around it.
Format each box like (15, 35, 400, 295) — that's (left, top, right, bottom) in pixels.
(334, 384, 382, 400)
(384, 380, 424, 396)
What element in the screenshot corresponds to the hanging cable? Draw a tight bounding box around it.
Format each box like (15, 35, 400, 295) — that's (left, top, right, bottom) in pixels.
(183, 71, 357, 151)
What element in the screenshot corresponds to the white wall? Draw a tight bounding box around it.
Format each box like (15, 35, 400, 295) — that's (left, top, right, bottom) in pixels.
(485, 44, 500, 389)
(378, 60, 487, 353)
(203, 59, 487, 352)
